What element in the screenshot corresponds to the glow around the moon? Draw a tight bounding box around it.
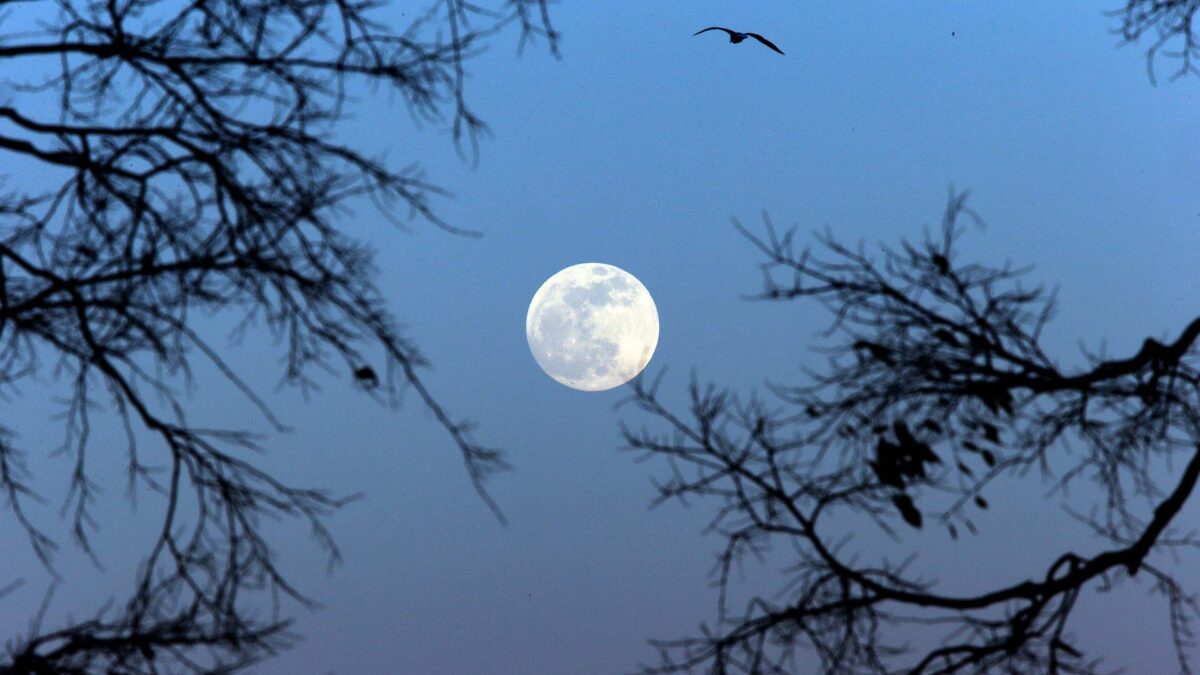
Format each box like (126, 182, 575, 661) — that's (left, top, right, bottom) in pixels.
(526, 263, 659, 392)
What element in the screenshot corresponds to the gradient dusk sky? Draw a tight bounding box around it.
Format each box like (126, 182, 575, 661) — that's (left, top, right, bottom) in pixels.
(1, 2, 1198, 673)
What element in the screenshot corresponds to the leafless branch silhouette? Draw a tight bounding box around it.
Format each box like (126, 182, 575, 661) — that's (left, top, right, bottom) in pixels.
(0, 0, 557, 671)
(1113, 0, 1200, 83)
(622, 191, 1200, 673)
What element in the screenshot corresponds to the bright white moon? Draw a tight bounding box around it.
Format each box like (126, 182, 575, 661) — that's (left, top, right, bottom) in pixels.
(526, 263, 660, 392)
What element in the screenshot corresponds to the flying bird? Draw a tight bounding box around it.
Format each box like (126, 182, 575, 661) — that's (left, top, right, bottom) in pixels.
(693, 27, 785, 55)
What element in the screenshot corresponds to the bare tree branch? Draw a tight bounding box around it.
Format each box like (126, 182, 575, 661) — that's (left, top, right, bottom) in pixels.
(1112, 0, 1200, 83)
(0, 0, 558, 671)
(623, 191, 1200, 674)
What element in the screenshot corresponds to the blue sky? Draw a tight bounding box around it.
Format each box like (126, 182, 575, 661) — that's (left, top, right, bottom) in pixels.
(1, 1, 1198, 672)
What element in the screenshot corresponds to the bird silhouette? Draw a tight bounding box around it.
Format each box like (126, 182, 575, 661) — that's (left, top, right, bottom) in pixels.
(693, 27, 785, 55)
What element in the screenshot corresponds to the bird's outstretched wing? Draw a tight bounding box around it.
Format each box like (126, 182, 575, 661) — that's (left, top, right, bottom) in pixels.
(694, 26, 736, 37)
(746, 32, 785, 55)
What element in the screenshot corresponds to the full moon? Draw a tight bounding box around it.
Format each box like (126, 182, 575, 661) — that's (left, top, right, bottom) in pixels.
(526, 263, 660, 392)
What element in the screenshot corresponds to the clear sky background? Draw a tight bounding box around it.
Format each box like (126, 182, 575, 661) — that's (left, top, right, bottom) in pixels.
(1, 1, 1198, 673)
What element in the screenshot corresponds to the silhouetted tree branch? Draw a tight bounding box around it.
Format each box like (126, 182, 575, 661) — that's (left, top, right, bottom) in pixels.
(0, 0, 556, 671)
(623, 191, 1200, 673)
(1113, 0, 1200, 83)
